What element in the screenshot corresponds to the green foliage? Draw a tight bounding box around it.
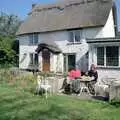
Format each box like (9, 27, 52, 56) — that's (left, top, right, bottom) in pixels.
(110, 99, 120, 107)
(0, 36, 19, 67)
(0, 12, 21, 36)
(0, 69, 36, 93)
(0, 12, 21, 67)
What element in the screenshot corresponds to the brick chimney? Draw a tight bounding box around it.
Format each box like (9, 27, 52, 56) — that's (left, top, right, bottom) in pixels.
(32, 4, 36, 9)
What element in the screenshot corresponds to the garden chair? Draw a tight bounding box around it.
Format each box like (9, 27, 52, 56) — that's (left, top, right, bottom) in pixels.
(78, 82, 90, 96)
(36, 75, 52, 98)
(94, 78, 110, 97)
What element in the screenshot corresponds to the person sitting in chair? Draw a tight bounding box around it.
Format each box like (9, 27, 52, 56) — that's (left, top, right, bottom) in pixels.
(87, 64, 98, 95)
(68, 68, 81, 81)
(88, 64, 98, 82)
(60, 68, 81, 94)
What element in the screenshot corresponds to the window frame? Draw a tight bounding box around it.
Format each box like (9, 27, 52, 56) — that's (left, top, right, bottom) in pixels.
(29, 34, 38, 45)
(69, 30, 82, 43)
(96, 46, 120, 68)
(29, 53, 39, 65)
(63, 53, 76, 72)
(97, 47, 104, 66)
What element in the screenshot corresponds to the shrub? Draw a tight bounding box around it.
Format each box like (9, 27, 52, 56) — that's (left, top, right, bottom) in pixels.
(110, 99, 120, 107)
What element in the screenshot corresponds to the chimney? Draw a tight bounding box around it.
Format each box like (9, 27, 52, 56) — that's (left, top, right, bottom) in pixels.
(32, 4, 36, 9)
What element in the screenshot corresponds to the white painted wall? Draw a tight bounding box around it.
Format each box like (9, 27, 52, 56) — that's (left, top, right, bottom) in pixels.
(101, 9, 115, 38)
(97, 69, 120, 82)
(19, 45, 38, 69)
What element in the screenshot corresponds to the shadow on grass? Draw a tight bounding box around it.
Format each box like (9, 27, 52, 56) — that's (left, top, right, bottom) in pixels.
(92, 96, 109, 101)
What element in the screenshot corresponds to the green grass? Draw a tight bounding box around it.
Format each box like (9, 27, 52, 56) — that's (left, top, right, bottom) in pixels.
(0, 69, 120, 120)
(0, 84, 120, 120)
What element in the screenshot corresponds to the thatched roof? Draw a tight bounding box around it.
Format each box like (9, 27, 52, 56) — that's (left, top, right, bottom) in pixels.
(17, 0, 113, 35)
(86, 37, 120, 43)
(36, 43, 61, 54)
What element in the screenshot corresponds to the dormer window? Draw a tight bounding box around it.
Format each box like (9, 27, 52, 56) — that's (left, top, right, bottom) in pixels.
(29, 33, 38, 45)
(69, 30, 82, 43)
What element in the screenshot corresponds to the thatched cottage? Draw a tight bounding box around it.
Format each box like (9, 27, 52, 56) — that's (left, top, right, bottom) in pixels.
(17, 0, 120, 80)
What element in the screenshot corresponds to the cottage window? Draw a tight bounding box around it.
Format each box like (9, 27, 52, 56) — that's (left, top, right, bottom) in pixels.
(69, 30, 82, 43)
(106, 46, 119, 66)
(97, 46, 119, 67)
(29, 34, 38, 45)
(29, 53, 38, 65)
(97, 47, 104, 66)
(63, 54, 76, 72)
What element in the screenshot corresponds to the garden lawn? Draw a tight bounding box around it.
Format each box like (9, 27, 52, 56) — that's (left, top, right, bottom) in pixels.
(0, 84, 120, 120)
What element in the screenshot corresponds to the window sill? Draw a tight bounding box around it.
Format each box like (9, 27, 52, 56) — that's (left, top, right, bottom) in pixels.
(97, 66, 120, 69)
(29, 44, 38, 46)
(67, 42, 82, 45)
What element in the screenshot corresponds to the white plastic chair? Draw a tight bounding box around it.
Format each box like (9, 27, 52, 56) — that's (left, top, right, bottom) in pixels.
(94, 80, 109, 97)
(77, 82, 90, 96)
(36, 75, 52, 98)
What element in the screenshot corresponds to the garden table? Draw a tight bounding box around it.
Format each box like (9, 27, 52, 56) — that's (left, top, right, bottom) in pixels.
(75, 76, 93, 95)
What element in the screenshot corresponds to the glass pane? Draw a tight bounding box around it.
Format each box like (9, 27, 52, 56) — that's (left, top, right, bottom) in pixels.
(68, 55, 75, 71)
(34, 54, 38, 65)
(63, 55, 67, 72)
(29, 34, 33, 44)
(97, 47, 104, 66)
(30, 53, 33, 65)
(106, 46, 119, 66)
(34, 34, 38, 44)
(75, 31, 80, 42)
(69, 31, 74, 42)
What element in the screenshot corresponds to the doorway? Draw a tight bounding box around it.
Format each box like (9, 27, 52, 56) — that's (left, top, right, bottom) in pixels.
(64, 54, 76, 72)
(42, 49, 50, 72)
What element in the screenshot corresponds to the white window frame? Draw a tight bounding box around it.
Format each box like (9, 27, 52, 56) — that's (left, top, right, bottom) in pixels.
(29, 53, 38, 65)
(29, 34, 38, 45)
(63, 53, 76, 72)
(69, 30, 82, 43)
(96, 46, 120, 68)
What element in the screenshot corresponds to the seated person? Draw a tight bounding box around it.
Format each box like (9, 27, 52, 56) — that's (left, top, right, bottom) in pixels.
(88, 64, 98, 83)
(60, 68, 81, 93)
(68, 68, 81, 81)
(68, 68, 81, 93)
(87, 64, 98, 94)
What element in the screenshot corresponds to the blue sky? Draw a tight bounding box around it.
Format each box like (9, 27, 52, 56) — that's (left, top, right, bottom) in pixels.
(0, 0, 57, 18)
(0, 0, 120, 29)
(116, 0, 120, 30)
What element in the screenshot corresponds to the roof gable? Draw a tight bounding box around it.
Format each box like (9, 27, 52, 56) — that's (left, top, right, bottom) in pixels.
(17, 0, 113, 35)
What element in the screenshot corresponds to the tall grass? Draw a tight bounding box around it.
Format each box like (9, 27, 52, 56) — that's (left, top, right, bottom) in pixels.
(0, 69, 36, 93)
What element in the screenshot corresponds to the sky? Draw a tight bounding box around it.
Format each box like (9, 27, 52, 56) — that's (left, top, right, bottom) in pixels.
(0, 0, 58, 19)
(116, 0, 120, 30)
(0, 0, 120, 29)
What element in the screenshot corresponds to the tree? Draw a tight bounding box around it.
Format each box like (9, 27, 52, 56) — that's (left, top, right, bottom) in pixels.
(0, 12, 21, 67)
(0, 36, 16, 65)
(0, 12, 21, 36)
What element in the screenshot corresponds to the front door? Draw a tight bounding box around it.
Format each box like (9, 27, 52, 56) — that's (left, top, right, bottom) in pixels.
(68, 54, 76, 71)
(42, 49, 50, 72)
